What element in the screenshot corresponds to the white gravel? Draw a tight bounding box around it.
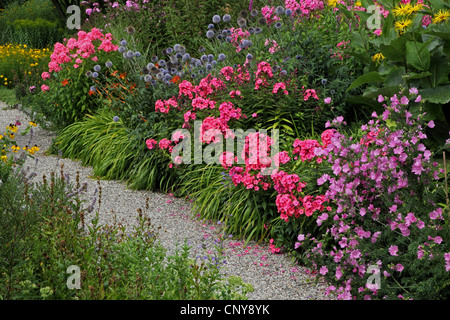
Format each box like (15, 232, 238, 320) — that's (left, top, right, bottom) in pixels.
(1, 101, 331, 300)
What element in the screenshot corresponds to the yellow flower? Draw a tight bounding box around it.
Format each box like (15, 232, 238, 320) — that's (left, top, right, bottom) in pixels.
(395, 19, 413, 33)
(29, 121, 37, 127)
(393, 4, 413, 16)
(1, 155, 7, 162)
(372, 53, 385, 63)
(432, 9, 450, 24)
(408, 3, 423, 15)
(355, 1, 362, 6)
(328, 0, 338, 7)
(11, 145, 20, 153)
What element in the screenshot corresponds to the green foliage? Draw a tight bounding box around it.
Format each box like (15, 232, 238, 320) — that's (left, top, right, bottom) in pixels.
(0, 0, 65, 47)
(344, 0, 450, 145)
(0, 161, 253, 300)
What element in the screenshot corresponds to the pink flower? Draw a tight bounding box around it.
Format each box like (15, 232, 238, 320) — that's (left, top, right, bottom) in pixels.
(41, 72, 51, 80)
(146, 138, 157, 149)
(319, 266, 328, 275)
(324, 97, 331, 104)
(41, 84, 50, 91)
(395, 264, 404, 272)
(252, 113, 258, 118)
(389, 245, 398, 256)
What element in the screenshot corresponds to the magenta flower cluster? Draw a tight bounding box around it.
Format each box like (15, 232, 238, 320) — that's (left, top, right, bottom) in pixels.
(294, 88, 450, 300)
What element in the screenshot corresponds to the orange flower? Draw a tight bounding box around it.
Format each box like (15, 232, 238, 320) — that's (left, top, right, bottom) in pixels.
(111, 70, 119, 77)
(61, 79, 69, 86)
(89, 90, 95, 96)
(170, 75, 181, 84)
(119, 72, 126, 79)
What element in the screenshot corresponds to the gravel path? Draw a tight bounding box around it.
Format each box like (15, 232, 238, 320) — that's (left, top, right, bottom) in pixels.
(1, 101, 331, 300)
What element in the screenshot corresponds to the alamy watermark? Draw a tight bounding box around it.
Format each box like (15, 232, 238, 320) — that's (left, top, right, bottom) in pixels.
(66, 5, 81, 30)
(66, 265, 81, 289)
(366, 5, 382, 30)
(366, 265, 381, 290)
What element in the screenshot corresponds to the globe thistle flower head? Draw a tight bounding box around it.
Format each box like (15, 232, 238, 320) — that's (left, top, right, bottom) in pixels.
(113, 116, 120, 122)
(142, 67, 149, 74)
(105, 61, 113, 68)
(173, 44, 181, 52)
(212, 15, 221, 23)
(182, 53, 191, 62)
(94, 65, 101, 72)
(237, 17, 247, 28)
(223, 14, 231, 22)
(211, 60, 217, 66)
(158, 60, 166, 67)
(321, 79, 327, 85)
(90, 86, 96, 92)
(150, 80, 156, 86)
(248, 27, 255, 34)
(151, 55, 158, 63)
(259, 17, 266, 25)
(206, 30, 215, 39)
(239, 10, 248, 18)
(92, 72, 99, 78)
(246, 53, 253, 60)
(126, 50, 134, 58)
(118, 46, 126, 53)
(198, 46, 205, 53)
(226, 36, 232, 42)
(208, 23, 215, 29)
(166, 47, 173, 54)
(255, 27, 262, 34)
(285, 9, 293, 16)
(191, 73, 196, 79)
(218, 53, 226, 61)
(125, 26, 135, 34)
(201, 54, 208, 62)
(251, 9, 259, 17)
(275, 6, 285, 15)
(85, 71, 92, 77)
(281, 70, 287, 75)
(120, 39, 127, 46)
(156, 72, 164, 80)
(207, 54, 214, 62)
(175, 52, 183, 59)
(177, 45, 186, 53)
(206, 63, 212, 70)
(134, 51, 141, 58)
(275, 22, 282, 29)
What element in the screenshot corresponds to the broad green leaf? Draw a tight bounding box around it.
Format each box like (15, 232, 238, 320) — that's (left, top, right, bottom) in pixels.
(420, 85, 450, 104)
(429, 54, 450, 87)
(402, 71, 432, 81)
(347, 71, 385, 91)
(380, 36, 406, 63)
(362, 85, 401, 99)
(406, 40, 431, 71)
(423, 23, 450, 41)
(384, 66, 406, 86)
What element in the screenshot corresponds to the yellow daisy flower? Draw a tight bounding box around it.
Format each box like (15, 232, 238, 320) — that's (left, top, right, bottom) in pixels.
(432, 9, 450, 24)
